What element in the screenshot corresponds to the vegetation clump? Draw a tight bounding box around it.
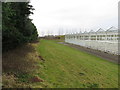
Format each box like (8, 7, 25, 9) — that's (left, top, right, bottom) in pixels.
(2, 2, 38, 52)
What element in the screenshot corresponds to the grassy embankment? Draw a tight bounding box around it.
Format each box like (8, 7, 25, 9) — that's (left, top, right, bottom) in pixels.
(3, 39, 118, 88)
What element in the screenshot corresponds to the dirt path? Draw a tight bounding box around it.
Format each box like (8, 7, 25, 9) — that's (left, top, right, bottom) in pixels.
(58, 42, 119, 64)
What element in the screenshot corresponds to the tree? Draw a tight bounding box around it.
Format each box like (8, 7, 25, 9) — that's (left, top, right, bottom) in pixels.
(2, 2, 38, 52)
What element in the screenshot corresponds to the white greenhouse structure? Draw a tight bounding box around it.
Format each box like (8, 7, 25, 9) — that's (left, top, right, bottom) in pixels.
(65, 27, 119, 55)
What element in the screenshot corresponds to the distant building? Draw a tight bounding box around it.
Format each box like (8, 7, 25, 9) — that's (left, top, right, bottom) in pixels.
(65, 27, 119, 55)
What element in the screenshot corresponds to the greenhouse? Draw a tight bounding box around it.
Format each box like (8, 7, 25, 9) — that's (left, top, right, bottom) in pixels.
(65, 27, 119, 55)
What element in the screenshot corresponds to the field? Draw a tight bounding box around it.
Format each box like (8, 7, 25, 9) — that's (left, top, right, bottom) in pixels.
(36, 39, 118, 88)
(3, 39, 118, 88)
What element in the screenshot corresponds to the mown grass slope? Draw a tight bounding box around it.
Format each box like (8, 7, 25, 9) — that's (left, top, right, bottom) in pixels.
(36, 39, 118, 88)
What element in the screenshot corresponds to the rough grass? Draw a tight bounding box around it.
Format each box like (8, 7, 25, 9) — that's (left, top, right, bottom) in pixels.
(2, 43, 42, 88)
(36, 39, 118, 88)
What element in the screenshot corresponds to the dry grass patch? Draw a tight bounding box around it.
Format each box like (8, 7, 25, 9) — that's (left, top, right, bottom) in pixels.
(2, 42, 43, 88)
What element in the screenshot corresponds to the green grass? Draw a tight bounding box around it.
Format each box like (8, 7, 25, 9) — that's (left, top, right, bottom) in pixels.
(36, 39, 118, 88)
(3, 39, 118, 88)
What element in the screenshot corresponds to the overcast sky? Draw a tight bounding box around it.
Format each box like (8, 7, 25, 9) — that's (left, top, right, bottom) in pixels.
(30, 0, 119, 36)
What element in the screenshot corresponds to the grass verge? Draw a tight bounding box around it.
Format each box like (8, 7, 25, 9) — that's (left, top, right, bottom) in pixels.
(2, 39, 118, 88)
(2, 42, 43, 88)
(36, 39, 118, 88)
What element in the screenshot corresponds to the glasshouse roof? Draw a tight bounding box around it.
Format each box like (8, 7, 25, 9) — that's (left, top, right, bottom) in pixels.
(97, 28, 105, 32)
(84, 31, 88, 33)
(106, 26, 118, 32)
(89, 30, 96, 33)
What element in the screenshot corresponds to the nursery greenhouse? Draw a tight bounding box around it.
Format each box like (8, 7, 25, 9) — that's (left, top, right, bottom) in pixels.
(65, 27, 119, 55)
